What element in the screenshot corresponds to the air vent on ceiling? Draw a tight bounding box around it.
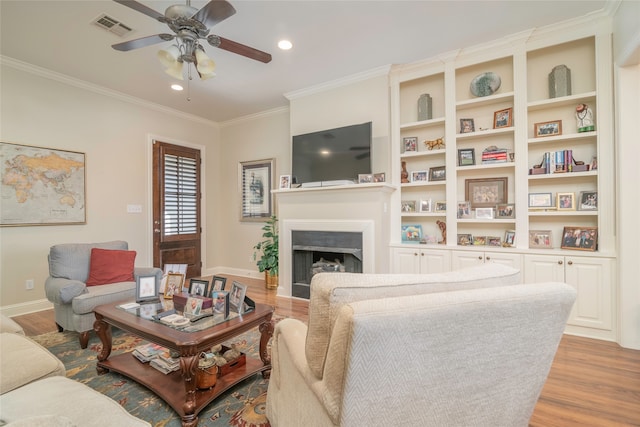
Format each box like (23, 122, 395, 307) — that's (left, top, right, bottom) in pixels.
(92, 14, 133, 37)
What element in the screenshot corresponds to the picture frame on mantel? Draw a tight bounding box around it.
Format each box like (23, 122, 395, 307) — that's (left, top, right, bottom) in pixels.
(239, 158, 274, 222)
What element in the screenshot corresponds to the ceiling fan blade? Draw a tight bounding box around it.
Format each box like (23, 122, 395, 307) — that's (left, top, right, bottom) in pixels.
(207, 35, 272, 63)
(192, 0, 236, 28)
(113, 0, 165, 21)
(112, 34, 175, 51)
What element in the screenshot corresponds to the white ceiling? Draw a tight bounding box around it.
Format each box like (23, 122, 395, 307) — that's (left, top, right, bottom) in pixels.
(1, 0, 609, 123)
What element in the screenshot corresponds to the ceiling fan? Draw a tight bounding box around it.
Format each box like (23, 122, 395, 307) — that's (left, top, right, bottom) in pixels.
(111, 0, 272, 80)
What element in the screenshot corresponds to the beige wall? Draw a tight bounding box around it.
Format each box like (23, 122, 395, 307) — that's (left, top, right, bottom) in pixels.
(0, 64, 219, 313)
(212, 109, 290, 278)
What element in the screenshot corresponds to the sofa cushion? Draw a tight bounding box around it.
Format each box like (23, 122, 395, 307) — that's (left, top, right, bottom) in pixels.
(5, 415, 76, 427)
(0, 333, 66, 394)
(0, 315, 24, 335)
(0, 376, 151, 427)
(49, 241, 128, 282)
(86, 248, 136, 286)
(305, 263, 521, 379)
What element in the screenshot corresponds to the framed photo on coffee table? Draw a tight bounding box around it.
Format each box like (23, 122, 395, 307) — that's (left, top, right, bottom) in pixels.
(229, 281, 248, 313)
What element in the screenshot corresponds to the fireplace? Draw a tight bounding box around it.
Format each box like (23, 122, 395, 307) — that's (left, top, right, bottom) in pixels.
(291, 230, 363, 299)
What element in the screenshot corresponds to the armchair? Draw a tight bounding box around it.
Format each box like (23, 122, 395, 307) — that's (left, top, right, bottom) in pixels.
(266, 264, 576, 427)
(44, 241, 162, 348)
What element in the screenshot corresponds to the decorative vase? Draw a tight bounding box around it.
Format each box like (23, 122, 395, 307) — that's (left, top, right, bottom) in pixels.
(401, 161, 409, 183)
(417, 93, 432, 121)
(548, 65, 571, 98)
(265, 271, 278, 290)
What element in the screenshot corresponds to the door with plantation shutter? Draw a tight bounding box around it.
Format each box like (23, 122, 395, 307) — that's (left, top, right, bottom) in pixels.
(152, 141, 201, 278)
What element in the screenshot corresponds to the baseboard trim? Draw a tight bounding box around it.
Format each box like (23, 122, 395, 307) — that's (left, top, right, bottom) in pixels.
(1, 299, 53, 317)
(203, 267, 265, 281)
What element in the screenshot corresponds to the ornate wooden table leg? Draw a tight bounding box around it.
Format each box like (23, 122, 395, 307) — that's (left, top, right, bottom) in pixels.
(179, 346, 200, 427)
(93, 313, 112, 374)
(259, 314, 274, 379)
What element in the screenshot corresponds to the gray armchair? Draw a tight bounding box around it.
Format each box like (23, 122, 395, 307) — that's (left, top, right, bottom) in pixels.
(44, 241, 162, 348)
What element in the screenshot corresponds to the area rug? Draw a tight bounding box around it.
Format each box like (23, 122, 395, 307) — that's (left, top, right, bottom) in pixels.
(32, 324, 276, 427)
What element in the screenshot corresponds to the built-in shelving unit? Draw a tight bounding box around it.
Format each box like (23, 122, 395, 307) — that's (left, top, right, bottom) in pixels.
(389, 23, 616, 341)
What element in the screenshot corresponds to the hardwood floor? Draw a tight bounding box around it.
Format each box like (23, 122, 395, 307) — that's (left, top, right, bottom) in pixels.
(12, 274, 639, 426)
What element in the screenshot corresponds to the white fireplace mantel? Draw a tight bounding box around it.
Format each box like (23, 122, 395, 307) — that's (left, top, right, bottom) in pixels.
(274, 183, 395, 298)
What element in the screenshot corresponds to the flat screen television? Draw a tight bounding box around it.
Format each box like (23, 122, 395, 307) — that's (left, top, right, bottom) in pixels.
(292, 121, 372, 186)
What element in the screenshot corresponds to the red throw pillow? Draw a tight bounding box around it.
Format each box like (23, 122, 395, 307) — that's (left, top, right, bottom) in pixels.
(86, 248, 136, 286)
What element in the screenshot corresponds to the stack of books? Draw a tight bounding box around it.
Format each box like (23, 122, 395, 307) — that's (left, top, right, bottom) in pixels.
(132, 343, 166, 363)
(481, 148, 508, 164)
(150, 351, 180, 374)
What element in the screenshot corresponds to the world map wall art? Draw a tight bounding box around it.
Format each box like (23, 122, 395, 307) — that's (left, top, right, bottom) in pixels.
(1, 142, 86, 226)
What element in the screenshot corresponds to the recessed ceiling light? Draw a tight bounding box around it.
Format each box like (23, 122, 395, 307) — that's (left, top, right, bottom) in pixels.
(278, 40, 292, 50)
(171, 84, 183, 91)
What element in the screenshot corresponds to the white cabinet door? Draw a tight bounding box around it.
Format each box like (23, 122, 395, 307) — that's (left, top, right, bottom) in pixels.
(392, 248, 451, 274)
(523, 254, 565, 283)
(392, 247, 421, 274)
(452, 251, 522, 273)
(565, 257, 614, 331)
(420, 249, 451, 274)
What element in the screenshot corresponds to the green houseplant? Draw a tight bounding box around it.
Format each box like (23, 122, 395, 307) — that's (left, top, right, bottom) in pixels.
(253, 215, 278, 289)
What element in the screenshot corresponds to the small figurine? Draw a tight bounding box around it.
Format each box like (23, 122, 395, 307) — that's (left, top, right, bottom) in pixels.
(436, 220, 446, 245)
(576, 103, 594, 132)
(423, 137, 445, 150)
(401, 161, 409, 183)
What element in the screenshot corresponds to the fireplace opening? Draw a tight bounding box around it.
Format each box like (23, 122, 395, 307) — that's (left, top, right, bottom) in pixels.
(291, 230, 363, 299)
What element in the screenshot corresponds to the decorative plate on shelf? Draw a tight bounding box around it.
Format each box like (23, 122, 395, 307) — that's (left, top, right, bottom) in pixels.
(470, 72, 501, 97)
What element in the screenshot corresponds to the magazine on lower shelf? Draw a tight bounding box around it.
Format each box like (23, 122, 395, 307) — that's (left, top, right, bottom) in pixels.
(132, 344, 180, 374)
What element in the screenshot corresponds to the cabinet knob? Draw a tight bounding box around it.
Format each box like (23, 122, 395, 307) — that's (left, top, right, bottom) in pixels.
(414, 252, 418, 256)
(486, 256, 491, 261)
(567, 260, 573, 265)
(421, 252, 425, 256)
(478, 256, 483, 260)
(558, 260, 563, 265)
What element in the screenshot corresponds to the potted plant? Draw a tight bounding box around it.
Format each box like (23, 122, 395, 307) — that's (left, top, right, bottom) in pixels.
(253, 215, 279, 289)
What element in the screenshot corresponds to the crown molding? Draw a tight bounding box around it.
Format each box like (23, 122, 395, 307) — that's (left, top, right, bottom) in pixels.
(219, 105, 290, 128)
(0, 55, 218, 128)
(284, 65, 392, 101)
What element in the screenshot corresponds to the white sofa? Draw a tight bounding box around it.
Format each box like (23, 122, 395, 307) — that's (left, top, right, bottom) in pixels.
(0, 315, 150, 427)
(266, 264, 576, 427)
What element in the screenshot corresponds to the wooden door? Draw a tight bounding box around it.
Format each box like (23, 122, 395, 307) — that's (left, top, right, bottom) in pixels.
(152, 141, 201, 278)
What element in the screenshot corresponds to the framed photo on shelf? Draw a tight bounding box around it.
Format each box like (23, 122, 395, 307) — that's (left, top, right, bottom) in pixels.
(401, 224, 423, 243)
(358, 174, 373, 183)
(473, 236, 487, 246)
(373, 172, 386, 183)
(561, 226, 598, 251)
(457, 201, 471, 219)
(429, 166, 446, 182)
(239, 158, 274, 222)
(528, 192, 554, 209)
(459, 118, 475, 134)
(529, 230, 553, 249)
(401, 200, 417, 213)
(458, 148, 475, 166)
(210, 275, 227, 293)
(534, 120, 562, 137)
(557, 192, 576, 210)
(418, 199, 432, 213)
(403, 137, 418, 152)
(487, 236, 502, 247)
(475, 207, 495, 220)
(411, 170, 428, 182)
(465, 177, 507, 208)
(504, 230, 516, 247)
(434, 201, 446, 213)
(457, 234, 473, 246)
(493, 108, 513, 129)
(136, 275, 159, 303)
(229, 281, 248, 313)
(496, 203, 515, 219)
(188, 278, 210, 297)
(578, 191, 598, 211)
(279, 175, 291, 189)
(164, 273, 184, 298)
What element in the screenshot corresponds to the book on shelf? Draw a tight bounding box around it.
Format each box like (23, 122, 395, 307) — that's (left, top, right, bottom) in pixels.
(150, 353, 180, 374)
(481, 148, 508, 164)
(132, 343, 166, 363)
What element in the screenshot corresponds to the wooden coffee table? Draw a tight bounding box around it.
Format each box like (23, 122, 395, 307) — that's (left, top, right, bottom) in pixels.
(93, 301, 274, 427)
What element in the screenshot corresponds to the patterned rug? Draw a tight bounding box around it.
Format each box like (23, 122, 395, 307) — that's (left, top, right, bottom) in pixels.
(32, 325, 274, 427)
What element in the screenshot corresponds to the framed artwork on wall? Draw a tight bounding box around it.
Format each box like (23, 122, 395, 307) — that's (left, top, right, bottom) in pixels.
(239, 158, 274, 222)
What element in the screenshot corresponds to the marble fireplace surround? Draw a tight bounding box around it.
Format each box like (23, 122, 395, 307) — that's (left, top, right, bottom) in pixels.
(275, 183, 394, 298)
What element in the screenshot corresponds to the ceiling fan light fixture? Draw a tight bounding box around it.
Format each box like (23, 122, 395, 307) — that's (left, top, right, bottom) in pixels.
(157, 44, 181, 68)
(194, 47, 216, 75)
(164, 60, 184, 80)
